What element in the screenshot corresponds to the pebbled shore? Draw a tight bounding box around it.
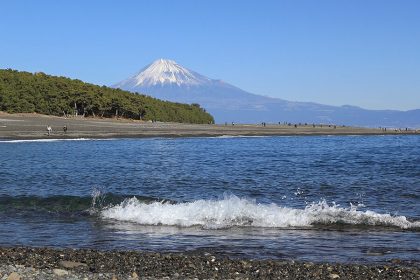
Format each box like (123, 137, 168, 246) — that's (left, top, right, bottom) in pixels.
(0, 113, 418, 140)
(0, 247, 419, 279)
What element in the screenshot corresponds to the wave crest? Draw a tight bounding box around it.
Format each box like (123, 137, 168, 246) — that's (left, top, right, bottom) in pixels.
(0, 138, 91, 143)
(100, 195, 420, 230)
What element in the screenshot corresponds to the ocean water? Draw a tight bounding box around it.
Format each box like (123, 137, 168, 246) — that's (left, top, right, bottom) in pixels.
(0, 135, 419, 264)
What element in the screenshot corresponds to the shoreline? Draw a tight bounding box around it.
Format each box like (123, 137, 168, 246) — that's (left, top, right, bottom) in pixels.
(0, 113, 419, 140)
(0, 247, 418, 279)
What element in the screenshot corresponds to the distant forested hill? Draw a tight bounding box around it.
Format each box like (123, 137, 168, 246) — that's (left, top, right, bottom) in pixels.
(0, 69, 214, 124)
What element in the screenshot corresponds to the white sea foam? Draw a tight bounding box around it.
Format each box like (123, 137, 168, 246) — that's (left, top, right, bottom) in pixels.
(215, 135, 269, 138)
(0, 138, 113, 143)
(101, 195, 420, 230)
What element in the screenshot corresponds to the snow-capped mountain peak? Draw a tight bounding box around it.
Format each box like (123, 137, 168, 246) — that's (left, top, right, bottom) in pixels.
(113, 59, 419, 126)
(116, 59, 211, 88)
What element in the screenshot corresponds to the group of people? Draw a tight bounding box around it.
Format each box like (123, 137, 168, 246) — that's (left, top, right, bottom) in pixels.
(379, 127, 414, 132)
(224, 121, 341, 128)
(46, 125, 67, 136)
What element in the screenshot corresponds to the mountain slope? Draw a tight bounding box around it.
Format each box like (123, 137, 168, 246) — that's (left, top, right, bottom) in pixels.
(114, 59, 420, 127)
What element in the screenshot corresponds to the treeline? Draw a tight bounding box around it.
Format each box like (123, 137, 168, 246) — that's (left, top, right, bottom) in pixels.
(0, 69, 214, 124)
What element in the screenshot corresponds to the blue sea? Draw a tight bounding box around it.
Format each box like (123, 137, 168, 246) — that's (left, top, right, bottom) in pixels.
(0, 135, 419, 264)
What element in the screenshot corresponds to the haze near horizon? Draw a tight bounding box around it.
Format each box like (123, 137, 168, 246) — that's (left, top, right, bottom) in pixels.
(0, 0, 419, 110)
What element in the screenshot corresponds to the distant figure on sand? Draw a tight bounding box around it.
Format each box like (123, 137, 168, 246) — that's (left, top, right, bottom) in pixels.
(46, 125, 52, 136)
(63, 125, 68, 134)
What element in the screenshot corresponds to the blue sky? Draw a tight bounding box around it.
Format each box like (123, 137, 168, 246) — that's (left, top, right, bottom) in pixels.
(1, 0, 419, 110)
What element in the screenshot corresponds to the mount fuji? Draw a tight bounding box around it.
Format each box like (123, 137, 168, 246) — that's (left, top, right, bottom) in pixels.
(114, 59, 420, 127)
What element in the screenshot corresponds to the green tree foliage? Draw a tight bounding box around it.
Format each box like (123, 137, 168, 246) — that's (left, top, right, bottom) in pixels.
(0, 69, 214, 124)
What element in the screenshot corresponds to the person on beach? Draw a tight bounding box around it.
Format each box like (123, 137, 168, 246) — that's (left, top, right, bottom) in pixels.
(63, 125, 68, 134)
(46, 125, 52, 136)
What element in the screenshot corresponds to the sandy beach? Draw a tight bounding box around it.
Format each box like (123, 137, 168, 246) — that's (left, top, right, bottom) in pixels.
(0, 113, 417, 140)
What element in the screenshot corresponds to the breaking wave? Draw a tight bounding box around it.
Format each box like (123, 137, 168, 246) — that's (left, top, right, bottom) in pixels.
(0, 138, 93, 143)
(215, 135, 269, 138)
(101, 195, 420, 230)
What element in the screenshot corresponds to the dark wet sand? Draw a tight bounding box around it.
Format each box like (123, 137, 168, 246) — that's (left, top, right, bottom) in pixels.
(0, 247, 419, 279)
(0, 113, 418, 140)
